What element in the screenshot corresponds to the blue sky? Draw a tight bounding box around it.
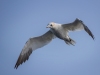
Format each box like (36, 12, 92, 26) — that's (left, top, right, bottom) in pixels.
(0, 0, 100, 75)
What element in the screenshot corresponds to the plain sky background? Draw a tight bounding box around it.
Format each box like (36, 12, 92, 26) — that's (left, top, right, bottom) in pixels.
(0, 0, 100, 75)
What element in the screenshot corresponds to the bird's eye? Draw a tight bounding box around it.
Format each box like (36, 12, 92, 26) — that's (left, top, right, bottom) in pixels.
(50, 24, 52, 26)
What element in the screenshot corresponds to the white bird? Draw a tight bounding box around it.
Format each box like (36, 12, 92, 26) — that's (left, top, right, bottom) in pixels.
(14, 18, 94, 69)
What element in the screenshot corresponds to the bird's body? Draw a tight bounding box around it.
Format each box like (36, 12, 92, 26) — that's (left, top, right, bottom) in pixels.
(50, 24, 67, 40)
(14, 18, 94, 69)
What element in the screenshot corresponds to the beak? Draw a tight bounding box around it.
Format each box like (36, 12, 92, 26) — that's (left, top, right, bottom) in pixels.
(46, 25, 50, 28)
(46, 26, 49, 28)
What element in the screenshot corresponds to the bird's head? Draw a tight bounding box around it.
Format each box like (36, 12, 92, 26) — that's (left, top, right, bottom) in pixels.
(46, 22, 61, 30)
(46, 22, 55, 29)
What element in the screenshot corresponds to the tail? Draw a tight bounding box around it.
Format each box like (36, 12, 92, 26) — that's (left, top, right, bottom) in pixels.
(64, 38, 76, 46)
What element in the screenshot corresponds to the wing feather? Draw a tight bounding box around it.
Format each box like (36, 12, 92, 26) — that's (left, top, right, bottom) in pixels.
(62, 18, 94, 40)
(14, 30, 54, 69)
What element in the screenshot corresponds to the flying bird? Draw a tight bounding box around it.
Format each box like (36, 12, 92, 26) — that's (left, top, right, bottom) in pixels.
(14, 18, 94, 69)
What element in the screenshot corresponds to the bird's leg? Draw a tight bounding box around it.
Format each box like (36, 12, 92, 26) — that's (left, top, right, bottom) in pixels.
(64, 38, 76, 46)
(69, 38, 76, 46)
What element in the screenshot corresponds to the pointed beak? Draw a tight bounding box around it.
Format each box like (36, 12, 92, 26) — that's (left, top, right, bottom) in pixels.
(46, 25, 50, 28)
(46, 26, 49, 28)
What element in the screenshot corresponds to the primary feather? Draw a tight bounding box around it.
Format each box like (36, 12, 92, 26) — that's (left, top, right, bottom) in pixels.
(14, 30, 55, 69)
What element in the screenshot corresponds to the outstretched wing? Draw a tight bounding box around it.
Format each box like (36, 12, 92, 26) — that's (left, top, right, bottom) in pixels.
(62, 18, 94, 40)
(14, 30, 55, 69)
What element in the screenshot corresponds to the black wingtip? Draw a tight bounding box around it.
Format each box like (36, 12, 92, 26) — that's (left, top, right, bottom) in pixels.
(75, 18, 95, 40)
(14, 65, 18, 69)
(83, 24, 95, 40)
(14, 48, 33, 69)
(14, 61, 20, 69)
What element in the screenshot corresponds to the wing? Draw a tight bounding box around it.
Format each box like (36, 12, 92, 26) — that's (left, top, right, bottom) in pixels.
(14, 30, 55, 69)
(62, 18, 94, 40)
